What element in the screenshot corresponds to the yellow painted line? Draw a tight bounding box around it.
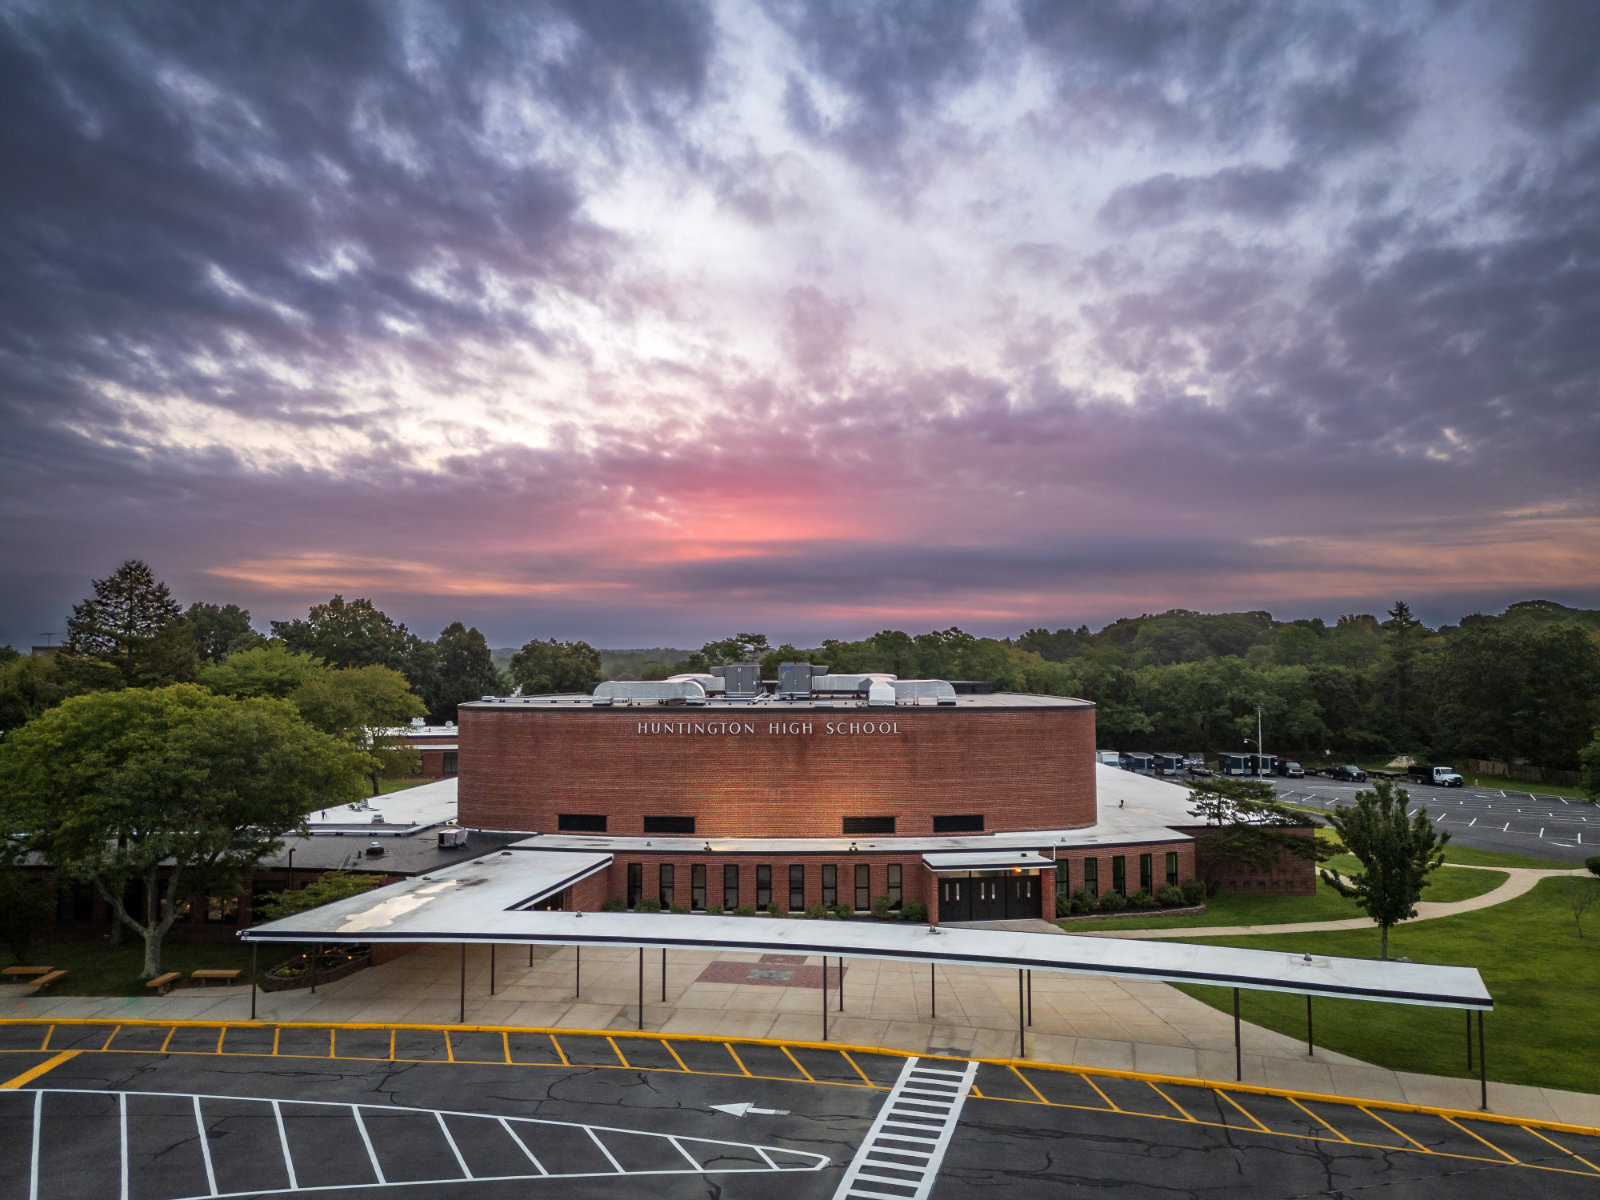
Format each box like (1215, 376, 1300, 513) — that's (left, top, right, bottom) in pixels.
(444, 1031, 455, 1063)
(389, 1029, 395, 1060)
(661, 1040, 689, 1072)
(841, 1051, 876, 1088)
(502, 1033, 511, 1066)
(1009, 1065, 1050, 1106)
(968, 1084, 984, 1099)
(1, 1050, 80, 1089)
(1361, 1106, 1434, 1153)
(272, 1027, 281, 1056)
(1080, 1074, 1120, 1112)
(725, 1044, 753, 1077)
(607, 1037, 631, 1069)
(1149, 1082, 1196, 1122)
(328, 1028, 336, 1058)
(100, 1027, 120, 1052)
(780, 1046, 814, 1083)
(40, 1026, 53, 1051)
(1526, 1126, 1600, 1175)
(160, 1026, 177, 1054)
(215, 1027, 226, 1054)
(1220, 1090, 1272, 1134)
(1291, 1096, 1350, 1141)
(1444, 1115, 1521, 1164)
(549, 1035, 569, 1067)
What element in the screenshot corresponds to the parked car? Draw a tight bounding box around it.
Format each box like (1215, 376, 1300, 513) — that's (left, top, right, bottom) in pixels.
(1407, 764, 1464, 787)
(1276, 760, 1304, 778)
(1095, 750, 1122, 767)
(1331, 764, 1367, 782)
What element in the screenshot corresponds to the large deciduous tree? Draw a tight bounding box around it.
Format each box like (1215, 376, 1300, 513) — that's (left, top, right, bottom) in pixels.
(186, 602, 261, 663)
(422, 622, 503, 722)
(63, 560, 196, 686)
(0, 685, 366, 977)
(1320, 779, 1448, 959)
(508, 638, 602, 695)
(271, 596, 413, 673)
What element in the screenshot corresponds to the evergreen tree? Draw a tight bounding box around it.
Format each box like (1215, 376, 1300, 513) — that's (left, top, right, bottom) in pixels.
(64, 560, 194, 686)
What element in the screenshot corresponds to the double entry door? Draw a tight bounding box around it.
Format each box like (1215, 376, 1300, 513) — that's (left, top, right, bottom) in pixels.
(937, 872, 1040, 922)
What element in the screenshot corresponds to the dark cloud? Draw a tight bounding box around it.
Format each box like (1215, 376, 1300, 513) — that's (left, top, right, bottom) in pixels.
(1097, 164, 1315, 231)
(1497, 0, 1600, 129)
(1283, 32, 1418, 157)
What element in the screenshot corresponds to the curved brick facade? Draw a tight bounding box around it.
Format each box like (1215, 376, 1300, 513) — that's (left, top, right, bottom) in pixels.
(457, 704, 1097, 837)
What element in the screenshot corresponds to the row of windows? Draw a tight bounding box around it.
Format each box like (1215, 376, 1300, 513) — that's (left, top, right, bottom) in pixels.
(623, 862, 904, 911)
(1053, 852, 1180, 898)
(54, 884, 241, 924)
(561, 814, 986, 836)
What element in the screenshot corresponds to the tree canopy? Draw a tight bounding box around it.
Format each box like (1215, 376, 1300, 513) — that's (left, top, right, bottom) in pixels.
(508, 637, 602, 695)
(0, 685, 366, 977)
(271, 595, 413, 673)
(1320, 779, 1449, 959)
(421, 622, 503, 722)
(63, 560, 195, 687)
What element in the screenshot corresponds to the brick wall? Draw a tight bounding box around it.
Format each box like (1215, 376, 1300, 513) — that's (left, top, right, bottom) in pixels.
(1176, 824, 1317, 895)
(459, 705, 1097, 837)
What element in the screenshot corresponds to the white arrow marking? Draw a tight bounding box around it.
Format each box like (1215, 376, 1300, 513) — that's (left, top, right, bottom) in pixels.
(710, 1102, 790, 1118)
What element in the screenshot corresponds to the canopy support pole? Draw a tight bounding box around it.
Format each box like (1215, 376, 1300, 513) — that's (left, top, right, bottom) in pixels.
(661, 948, 667, 1002)
(930, 963, 936, 1019)
(821, 958, 828, 1041)
(250, 944, 258, 1021)
(1478, 1011, 1487, 1111)
(490, 944, 496, 997)
(1027, 970, 1033, 1026)
(575, 946, 581, 998)
(1466, 1011, 1473, 1071)
(311, 943, 319, 994)
(459, 943, 466, 1023)
(1307, 996, 1313, 1056)
(1017, 970, 1026, 1057)
(1233, 988, 1242, 1081)
(838, 957, 843, 1011)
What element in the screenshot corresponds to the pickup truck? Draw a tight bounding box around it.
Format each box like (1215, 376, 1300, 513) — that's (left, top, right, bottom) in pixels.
(1407, 764, 1464, 787)
(1330, 764, 1368, 782)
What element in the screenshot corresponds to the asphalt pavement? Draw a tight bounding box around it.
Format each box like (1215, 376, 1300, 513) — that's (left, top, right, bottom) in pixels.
(1266, 776, 1596, 863)
(3, 1019, 1599, 1199)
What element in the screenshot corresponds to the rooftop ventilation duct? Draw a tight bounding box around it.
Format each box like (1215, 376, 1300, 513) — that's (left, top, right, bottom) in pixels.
(812, 673, 897, 695)
(893, 679, 959, 705)
(666, 672, 726, 694)
(867, 680, 896, 707)
(592, 679, 709, 703)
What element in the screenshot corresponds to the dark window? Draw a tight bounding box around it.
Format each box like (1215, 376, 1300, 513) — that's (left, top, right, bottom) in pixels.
(558, 813, 607, 833)
(723, 864, 740, 909)
(57, 884, 95, 923)
(756, 865, 772, 909)
(855, 864, 871, 911)
(887, 864, 902, 908)
(931, 814, 983, 833)
(1055, 859, 1070, 896)
(626, 862, 643, 908)
(821, 865, 837, 907)
(659, 863, 674, 908)
(1083, 858, 1099, 897)
(691, 864, 706, 911)
(842, 817, 895, 835)
(1112, 856, 1127, 896)
(442, 752, 458, 775)
(205, 893, 239, 924)
(643, 816, 695, 835)
(1139, 854, 1153, 894)
(789, 865, 805, 911)
(1166, 852, 1179, 887)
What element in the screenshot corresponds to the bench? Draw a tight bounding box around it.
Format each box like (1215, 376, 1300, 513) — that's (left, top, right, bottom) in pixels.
(29, 970, 67, 991)
(145, 971, 182, 995)
(189, 969, 241, 986)
(2, 965, 54, 979)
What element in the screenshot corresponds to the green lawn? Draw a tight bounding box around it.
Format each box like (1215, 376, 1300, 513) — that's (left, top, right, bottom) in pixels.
(1167, 878, 1600, 1094)
(1441, 845, 1574, 869)
(1065, 866, 1507, 932)
(7, 936, 312, 996)
(377, 777, 434, 794)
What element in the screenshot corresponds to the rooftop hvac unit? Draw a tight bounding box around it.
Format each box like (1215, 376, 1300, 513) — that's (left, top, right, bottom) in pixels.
(719, 662, 762, 695)
(778, 661, 816, 697)
(365, 841, 385, 856)
(437, 826, 468, 848)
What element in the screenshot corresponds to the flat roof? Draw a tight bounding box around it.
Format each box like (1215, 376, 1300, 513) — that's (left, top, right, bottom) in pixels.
(241, 851, 1491, 1011)
(461, 691, 1093, 712)
(306, 777, 459, 836)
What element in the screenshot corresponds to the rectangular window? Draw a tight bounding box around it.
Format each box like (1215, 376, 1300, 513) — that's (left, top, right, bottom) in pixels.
(1139, 854, 1153, 894)
(854, 864, 870, 911)
(931, 814, 983, 833)
(887, 864, 902, 908)
(56, 884, 95, 923)
(659, 863, 674, 908)
(1166, 851, 1179, 887)
(789, 864, 805, 911)
(1083, 858, 1099, 897)
(442, 752, 458, 775)
(842, 817, 895, 835)
(643, 815, 695, 835)
(1055, 859, 1070, 896)
(626, 862, 643, 908)
(205, 893, 239, 924)
(723, 864, 740, 910)
(557, 813, 607, 833)
(1112, 856, 1127, 896)
(821, 865, 837, 907)
(756, 865, 772, 909)
(691, 864, 706, 911)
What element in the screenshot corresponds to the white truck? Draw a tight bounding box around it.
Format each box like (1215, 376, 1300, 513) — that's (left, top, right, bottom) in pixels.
(1407, 764, 1464, 787)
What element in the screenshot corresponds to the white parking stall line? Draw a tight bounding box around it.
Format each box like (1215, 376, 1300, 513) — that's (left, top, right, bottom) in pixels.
(498, 1116, 548, 1175)
(270, 1100, 298, 1192)
(587, 1125, 625, 1173)
(28, 1090, 42, 1200)
(832, 1057, 979, 1200)
(194, 1096, 219, 1197)
(351, 1105, 386, 1185)
(667, 1135, 703, 1171)
(119, 1091, 129, 1200)
(436, 1109, 472, 1180)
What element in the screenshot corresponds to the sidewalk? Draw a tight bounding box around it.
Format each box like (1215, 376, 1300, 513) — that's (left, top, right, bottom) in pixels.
(8, 938, 1598, 1129)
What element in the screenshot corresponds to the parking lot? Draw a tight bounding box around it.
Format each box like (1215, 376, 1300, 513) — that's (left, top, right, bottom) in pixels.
(2, 1019, 1599, 1198)
(1266, 775, 1595, 862)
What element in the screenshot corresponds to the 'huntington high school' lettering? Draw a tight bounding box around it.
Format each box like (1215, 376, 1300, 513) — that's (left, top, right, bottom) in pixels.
(635, 721, 903, 735)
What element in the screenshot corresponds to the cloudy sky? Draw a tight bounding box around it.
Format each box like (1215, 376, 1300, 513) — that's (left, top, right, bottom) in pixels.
(3, 0, 1598, 650)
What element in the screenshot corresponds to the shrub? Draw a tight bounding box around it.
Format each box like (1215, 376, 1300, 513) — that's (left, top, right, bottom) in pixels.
(635, 897, 662, 913)
(765, 903, 784, 918)
(1587, 856, 1600, 877)
(705, 903, 723, 915)
(1097, 889, 1128, 912)
(669, 903, 689, 914)
(872, 894, 892, 919)
(1157, 884, 1185, 907)
(1180, 879, 1207, 906)
(1070, 887, 1095, 915)
(804, 904, 828, 919)
(1055, 892, 1072, 918)
(735, 904, 757, 917)
(898, 902, 927, 922)
(1128, 889, 1158, 910)
(832, 903, 853, 920)
(600, 897, 626, 912)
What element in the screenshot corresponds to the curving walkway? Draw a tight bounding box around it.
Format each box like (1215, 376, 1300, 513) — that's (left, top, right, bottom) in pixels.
(1074, 865, 1593, 941)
